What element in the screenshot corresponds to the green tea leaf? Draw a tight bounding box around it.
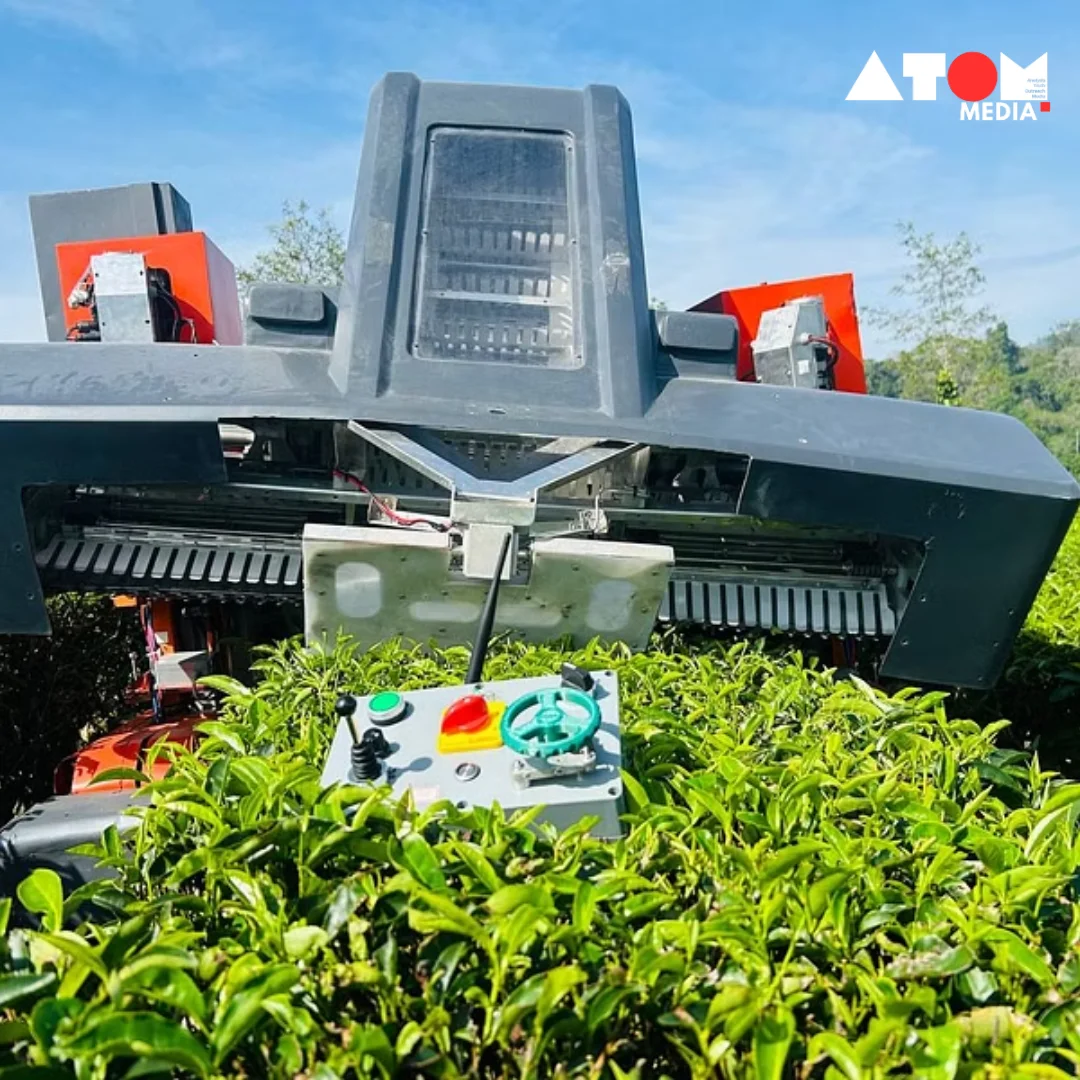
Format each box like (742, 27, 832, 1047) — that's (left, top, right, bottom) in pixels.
(486, 884, 556, 916)
(0, 973, 57, 1009)
(283, 925, 329, 961)
(761, 841, 827, 882)
(398, 833, 448, 891)
(988, 930, 1054, 986)
(16, 869, 63, 932)
(119, 966, 208, 1027)
(810, 1032, 862, 1080)
(60, 1011, 211, 1078)
(753, 1008, 794, 1080)
(212, 965, 300, 1063)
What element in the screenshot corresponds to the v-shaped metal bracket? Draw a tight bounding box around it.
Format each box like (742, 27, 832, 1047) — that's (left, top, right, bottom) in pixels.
(347, 421, 640, 525)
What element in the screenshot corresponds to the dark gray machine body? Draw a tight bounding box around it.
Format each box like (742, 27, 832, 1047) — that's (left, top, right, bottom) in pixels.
(0, 791, 142, 897)
(0, 72, 1076, 690)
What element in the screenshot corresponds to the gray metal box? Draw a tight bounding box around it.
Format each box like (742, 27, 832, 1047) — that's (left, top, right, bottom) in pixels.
(91, 252, 156, 343)
(752, 296, 827, 389)
(320, 671, 625, 838)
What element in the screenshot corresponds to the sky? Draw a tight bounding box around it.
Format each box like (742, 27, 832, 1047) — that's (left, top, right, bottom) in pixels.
(0, 0, 1076, 358)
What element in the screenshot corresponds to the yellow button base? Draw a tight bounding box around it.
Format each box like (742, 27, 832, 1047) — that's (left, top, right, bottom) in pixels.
(437, 701, 506, 754)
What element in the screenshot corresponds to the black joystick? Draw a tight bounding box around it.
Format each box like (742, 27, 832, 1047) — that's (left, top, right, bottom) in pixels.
(351, 739, 381, 782)
(335, 694, 360, 743)
(361, 728, 391, 758)
(560, 663, 595, 693)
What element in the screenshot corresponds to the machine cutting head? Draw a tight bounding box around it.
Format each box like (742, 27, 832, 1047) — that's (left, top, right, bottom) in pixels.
(0, 72, 1076, 691)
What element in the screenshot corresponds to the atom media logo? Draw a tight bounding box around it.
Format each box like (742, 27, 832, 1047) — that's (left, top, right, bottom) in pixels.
(847, 51, 1049, 120)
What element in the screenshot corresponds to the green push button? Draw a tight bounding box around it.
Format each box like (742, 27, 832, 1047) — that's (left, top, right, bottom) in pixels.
(367, 691, 406, 726)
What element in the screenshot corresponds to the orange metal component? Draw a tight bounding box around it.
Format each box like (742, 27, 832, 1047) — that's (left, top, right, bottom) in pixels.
(56, 231, 242, 345)
(147, 599, 178, 654)
(692, 272, 867, 394)
(54, 709, 203, 796)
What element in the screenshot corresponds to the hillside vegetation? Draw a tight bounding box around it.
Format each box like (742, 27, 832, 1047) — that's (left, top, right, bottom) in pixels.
(868, 320, 1080, 477)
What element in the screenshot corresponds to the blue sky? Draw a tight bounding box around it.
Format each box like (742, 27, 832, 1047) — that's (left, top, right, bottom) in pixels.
(0, 0, 1076, 357)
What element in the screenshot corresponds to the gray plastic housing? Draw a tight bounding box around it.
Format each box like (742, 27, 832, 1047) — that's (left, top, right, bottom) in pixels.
(245, 284, 338, 350)
(321, 671, 625, 838)
(0, 791, 143, 895)
(0, 71, 1077, 690)
(332, 73, 653, 419)
(29, 182, 192, 343)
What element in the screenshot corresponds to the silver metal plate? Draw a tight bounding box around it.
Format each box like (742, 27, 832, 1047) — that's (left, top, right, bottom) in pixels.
(91, 252, 155, 344)
(303, 524, 673, 652)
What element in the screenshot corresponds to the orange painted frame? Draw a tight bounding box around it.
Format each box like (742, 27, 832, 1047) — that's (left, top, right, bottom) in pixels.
(691, 272, 867, 394)
(55, 231, 242, 345)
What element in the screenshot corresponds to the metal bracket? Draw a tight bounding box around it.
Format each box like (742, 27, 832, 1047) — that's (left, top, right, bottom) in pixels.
(510, 745, 598, 788)
(347, 421, 638, 526)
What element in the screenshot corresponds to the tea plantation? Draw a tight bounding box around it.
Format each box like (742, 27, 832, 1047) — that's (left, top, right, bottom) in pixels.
(2, 524, 1080, 1078)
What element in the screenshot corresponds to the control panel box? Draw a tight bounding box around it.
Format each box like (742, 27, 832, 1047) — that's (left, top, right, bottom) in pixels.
(320, 671, 625, 838)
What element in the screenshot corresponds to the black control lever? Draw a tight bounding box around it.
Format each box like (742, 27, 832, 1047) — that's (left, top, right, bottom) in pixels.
(560, 663, 595, 693)
(465, 530, 513, 685)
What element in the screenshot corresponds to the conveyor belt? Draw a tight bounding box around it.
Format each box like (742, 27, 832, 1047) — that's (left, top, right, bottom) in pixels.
(35, 526, 302, 600)
(35, 525, 895, 636)
(658, 575, 895, 637)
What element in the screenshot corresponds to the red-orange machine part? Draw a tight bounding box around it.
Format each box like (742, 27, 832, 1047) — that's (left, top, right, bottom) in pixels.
(692, 272, 867, 394)
(54, 711, 202, 796)
(55, 231, 242, 346)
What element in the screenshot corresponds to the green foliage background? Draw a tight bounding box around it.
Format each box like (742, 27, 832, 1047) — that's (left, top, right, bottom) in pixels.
(0, 596, 140, 822)
(867, 321, 1080, 475)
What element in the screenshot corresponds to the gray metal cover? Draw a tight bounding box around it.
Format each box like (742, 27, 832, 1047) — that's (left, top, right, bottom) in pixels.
(0, 72, 1076, 690)
(91, 253, 156, 343)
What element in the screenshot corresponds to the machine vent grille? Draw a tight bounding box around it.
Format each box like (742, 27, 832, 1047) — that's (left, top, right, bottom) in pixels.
(412, 127, 580, 369)
(35, 527, 302, 600)
(35, 526, 895, 637)
(659, 576, 895, 637)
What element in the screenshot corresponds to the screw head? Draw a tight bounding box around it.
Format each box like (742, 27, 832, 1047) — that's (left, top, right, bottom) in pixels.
(455, 762, 480, 782)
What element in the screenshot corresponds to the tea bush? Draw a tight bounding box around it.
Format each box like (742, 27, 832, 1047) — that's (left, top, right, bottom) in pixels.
(4, 631, 1080, 1078)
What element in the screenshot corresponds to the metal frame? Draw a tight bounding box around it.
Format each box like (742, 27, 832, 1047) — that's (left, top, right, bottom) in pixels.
(0, 71, 1077, 689)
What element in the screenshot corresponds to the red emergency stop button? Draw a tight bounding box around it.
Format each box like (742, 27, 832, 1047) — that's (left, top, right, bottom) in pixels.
(441, 694, 490, 735)
(438, 694, 505, 753)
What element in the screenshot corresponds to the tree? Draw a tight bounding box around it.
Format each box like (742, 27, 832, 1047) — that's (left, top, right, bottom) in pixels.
(237, 200, 347, 294)
(987, 320, 1021, 374)
(865, 221, 996, 402)
(866, 221, 994, 344)
(865, 358, 903, 398)
(936, 366, 961, 406)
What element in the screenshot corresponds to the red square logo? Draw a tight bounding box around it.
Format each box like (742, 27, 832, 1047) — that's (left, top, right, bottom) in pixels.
(1041, 101, 1051, 112)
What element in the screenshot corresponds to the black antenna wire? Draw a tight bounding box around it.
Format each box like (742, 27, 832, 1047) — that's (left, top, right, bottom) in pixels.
(465, 531, 513, 685)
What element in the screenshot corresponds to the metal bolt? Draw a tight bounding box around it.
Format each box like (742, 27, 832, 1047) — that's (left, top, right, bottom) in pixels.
(455, 762, 480, 782)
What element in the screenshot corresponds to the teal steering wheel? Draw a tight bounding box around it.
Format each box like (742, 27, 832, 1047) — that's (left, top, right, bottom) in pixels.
(500, 687, 601, 759)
